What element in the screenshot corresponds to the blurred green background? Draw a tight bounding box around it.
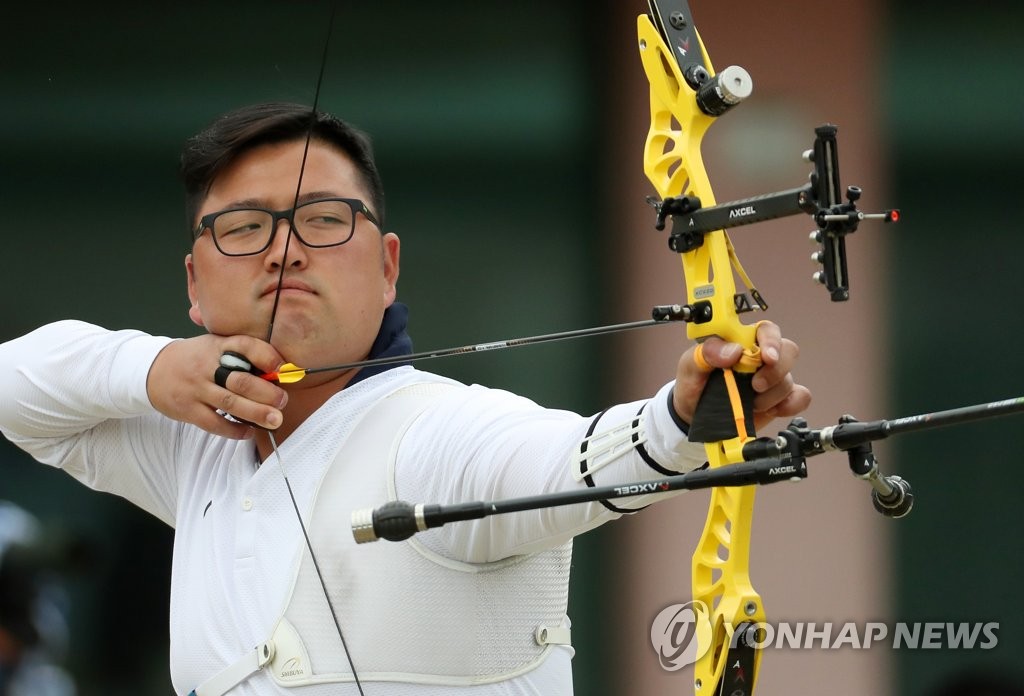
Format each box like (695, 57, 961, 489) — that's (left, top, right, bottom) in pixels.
(2, 2, 1023, 695)
(887, 2, 1024, 693)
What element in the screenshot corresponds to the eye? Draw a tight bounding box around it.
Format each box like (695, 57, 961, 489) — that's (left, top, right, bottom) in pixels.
(298, 201, 353, 229)
(214, 210, 270, 238)
(221, 221, 263, 237)
(306, 215, 346, 227)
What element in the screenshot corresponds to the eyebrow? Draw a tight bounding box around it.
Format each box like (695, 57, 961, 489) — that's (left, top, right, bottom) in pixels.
(221, 191, 348, 210)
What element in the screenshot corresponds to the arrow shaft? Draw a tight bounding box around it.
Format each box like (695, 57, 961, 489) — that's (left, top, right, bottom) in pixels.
(275, 316, 679, 380)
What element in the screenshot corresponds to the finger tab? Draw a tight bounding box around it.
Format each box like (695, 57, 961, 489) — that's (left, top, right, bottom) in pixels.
(220, 351, 254, 372)
(214, 365, 235, 389)
(216, 351, 263, 389)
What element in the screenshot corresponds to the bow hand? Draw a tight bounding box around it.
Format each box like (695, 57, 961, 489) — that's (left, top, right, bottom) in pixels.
(674, 323, 810, 435)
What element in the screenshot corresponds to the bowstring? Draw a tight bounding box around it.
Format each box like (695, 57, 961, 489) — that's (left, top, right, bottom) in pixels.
(267, 432, 364, 693)
(264, 4, 335, 345)
(263, 5, 367, 693)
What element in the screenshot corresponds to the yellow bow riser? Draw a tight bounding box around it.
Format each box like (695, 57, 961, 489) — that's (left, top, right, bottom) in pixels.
(638, 9, 766, 695)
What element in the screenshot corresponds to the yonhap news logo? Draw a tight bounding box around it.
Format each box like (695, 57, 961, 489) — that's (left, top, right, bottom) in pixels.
(650, 600, 713, 670)
(650, 601, 999, 671)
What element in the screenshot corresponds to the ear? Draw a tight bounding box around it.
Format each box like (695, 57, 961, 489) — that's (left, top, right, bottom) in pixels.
(381, 232, 401, 306)
(185, 254, 206, 327)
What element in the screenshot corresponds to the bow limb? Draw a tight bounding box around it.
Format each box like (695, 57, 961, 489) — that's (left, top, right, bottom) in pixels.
(638, 3, 764, 694)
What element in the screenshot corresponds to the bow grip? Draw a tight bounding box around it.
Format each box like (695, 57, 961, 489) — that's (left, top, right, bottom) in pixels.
(687, 343, 760, 443)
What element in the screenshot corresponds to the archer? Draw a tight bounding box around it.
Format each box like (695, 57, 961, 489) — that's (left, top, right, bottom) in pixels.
(0, 102, 810, 695)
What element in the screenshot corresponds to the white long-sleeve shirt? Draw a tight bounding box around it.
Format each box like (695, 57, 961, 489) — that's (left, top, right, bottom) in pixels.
(0, 320, 706, 695)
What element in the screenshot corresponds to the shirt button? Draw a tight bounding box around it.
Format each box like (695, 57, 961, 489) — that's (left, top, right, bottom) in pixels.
(242, 497, 254, 511)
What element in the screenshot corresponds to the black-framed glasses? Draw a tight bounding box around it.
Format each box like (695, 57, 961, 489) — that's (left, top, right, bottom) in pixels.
(193, 198, 381, 257)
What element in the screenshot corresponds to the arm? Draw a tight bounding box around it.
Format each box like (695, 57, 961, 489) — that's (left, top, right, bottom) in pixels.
(0, 321, 290, 525)
(395, 381, 698, 563)
(0, 320, 181, 524)
(396, 322, 810, 563)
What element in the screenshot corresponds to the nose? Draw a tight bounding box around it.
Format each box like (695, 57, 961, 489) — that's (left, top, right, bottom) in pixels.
(264, 217, 308, 270)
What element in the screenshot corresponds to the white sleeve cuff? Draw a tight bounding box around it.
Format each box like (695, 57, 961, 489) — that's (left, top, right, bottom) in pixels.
(108, 332, 177, 415)
(646, 381, 706, 472)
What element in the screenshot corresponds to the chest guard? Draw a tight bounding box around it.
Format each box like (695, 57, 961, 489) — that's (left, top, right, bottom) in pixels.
(262, 380, 573, 688)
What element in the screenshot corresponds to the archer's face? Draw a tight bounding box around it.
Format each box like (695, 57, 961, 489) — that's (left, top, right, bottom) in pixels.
(186, 139, 400, 374)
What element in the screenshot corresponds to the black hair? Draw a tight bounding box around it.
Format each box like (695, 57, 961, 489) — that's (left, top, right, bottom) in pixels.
(180, 102, 385, 234)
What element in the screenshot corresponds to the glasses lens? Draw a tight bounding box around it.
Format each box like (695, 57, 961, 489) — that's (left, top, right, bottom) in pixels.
(294, 200, 355, 246)
(212, 210, 274, 255)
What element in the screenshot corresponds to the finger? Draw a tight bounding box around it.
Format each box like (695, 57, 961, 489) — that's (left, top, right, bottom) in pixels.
(753, 373, 795, 413)
(214, 364, 240, 389)
(695, 337, 743, 370)
(191, 405, 256, 440)
(753, 321, 783, 364)
(751, 338, 799, 392)
(218, 336, 287, 377)
(225, 371, 288, 411)
(753, 384, 812, 430)
(776, 384, 813, 418)
(208, 377, 284, 431)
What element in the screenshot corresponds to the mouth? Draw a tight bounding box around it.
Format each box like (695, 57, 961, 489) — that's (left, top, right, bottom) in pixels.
(261, 280, 316, 298)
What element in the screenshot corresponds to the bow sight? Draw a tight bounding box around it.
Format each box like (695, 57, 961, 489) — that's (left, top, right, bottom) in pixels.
(651, 124, 900, 307)
(644, 0, 898, 318)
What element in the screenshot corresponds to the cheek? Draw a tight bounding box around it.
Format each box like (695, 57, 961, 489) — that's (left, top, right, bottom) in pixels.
(326, 243, 384, 285)
(191, 255, 251, 313)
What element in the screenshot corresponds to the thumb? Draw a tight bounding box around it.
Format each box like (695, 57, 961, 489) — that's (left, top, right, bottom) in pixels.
(673, 337, 742, 425)
(695, 337, 744, 370)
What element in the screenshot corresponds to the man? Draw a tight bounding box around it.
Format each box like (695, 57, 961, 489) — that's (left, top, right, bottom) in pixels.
(0, 102, 810, 695)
